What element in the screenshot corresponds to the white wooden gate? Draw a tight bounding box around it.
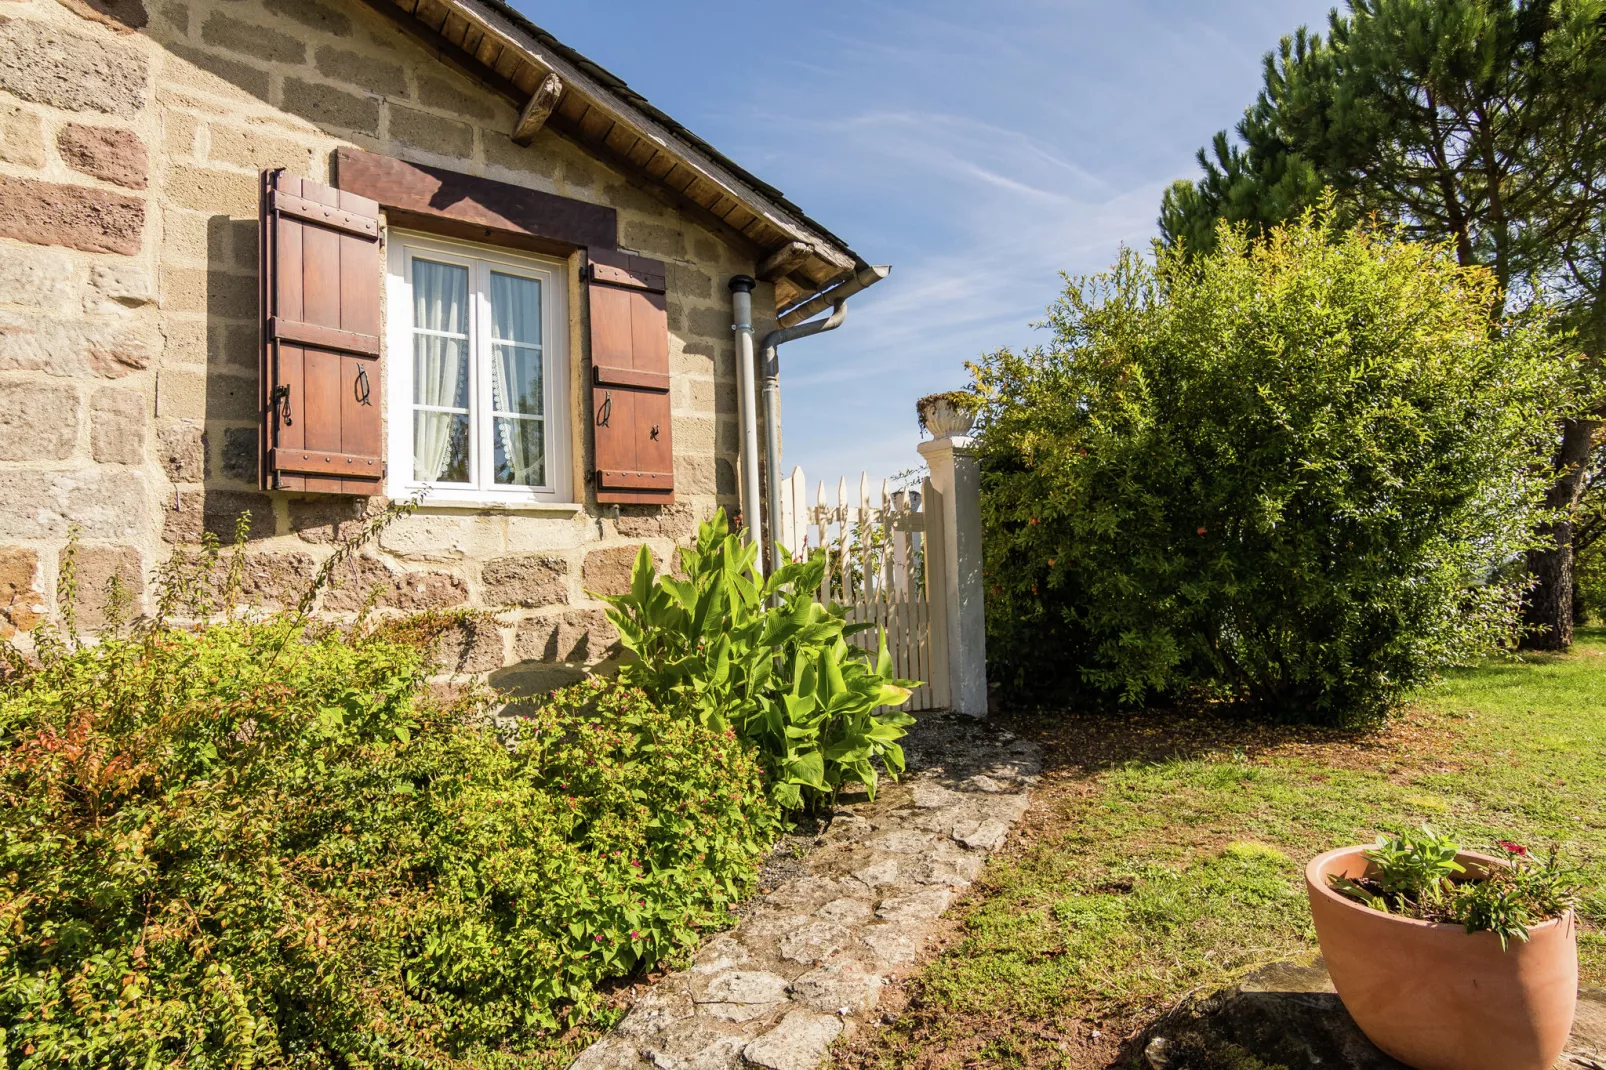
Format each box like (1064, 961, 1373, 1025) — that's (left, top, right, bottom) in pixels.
(775, 469, 950, 712)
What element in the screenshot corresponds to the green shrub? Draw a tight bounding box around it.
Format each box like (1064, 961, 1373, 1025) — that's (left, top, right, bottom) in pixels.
(0, 609, 777, 1066)
(596, 510, 916, 811)
(973, 210, 1574, 721)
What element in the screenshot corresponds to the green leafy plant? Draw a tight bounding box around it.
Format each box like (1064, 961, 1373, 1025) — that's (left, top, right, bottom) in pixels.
(0, 522, 777, 1067)
(973, 207, 1576, 721)
(1330, 828, 1582, 949)
(595, 509, 917, 811)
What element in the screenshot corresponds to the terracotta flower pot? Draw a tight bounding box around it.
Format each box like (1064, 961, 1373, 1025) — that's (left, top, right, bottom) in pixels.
(1306, 846, 1577, 1070)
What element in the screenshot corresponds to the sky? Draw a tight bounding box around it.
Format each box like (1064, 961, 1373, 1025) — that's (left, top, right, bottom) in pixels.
(518, 1, 1336, 491)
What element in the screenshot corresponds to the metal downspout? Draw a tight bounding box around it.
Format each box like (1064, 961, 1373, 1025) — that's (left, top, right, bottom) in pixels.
(727, 275, 762, 572)
(756, 263, 889, 573)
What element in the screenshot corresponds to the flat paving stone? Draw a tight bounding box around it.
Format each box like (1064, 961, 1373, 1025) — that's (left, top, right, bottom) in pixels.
(567, 713, 1039, 1070)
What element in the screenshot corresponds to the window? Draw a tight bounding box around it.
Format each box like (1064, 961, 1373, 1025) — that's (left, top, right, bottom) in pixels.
(385, 234, 571, 505)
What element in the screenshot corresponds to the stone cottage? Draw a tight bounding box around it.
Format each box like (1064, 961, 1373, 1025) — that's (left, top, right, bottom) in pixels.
(0, 0, 883, 692)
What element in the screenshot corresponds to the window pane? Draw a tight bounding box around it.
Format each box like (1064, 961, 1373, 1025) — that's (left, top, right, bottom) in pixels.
(413, 259, 468, 334)
(489, 271, 541, 344)
(494, 416, 545, 486)
(414, 411, 469, 483)
(492, 343, 543, 416)
(414, 334, 469, 411)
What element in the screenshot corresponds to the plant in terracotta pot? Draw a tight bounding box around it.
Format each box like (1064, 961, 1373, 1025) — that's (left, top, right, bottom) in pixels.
(1307, 827, 1582, 1070)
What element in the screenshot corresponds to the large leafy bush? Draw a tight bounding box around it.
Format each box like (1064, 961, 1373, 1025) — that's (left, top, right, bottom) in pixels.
(596, 510, 916, 811)
(975, 211, 1573, 721)
(0, 598, 776, 1066)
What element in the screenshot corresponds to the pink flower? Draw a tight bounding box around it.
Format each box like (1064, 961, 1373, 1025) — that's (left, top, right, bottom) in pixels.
(1497, 840, 1529, 856)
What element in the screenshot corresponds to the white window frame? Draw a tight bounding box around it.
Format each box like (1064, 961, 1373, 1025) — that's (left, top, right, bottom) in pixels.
(385, 231, 572, 507)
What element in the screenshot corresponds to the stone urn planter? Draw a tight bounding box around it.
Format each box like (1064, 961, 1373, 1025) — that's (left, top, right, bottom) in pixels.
(1305, 846, 1578, 1070)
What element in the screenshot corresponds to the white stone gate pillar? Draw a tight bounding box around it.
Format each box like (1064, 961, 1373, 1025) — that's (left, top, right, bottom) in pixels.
(917, 398, 987, 716)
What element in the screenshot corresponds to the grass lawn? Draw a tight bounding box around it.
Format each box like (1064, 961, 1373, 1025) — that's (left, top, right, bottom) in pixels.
(832, 629, 1606, 1070)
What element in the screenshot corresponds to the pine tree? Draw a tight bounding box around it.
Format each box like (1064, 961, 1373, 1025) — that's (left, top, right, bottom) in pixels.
(1161, 0, 1606, 649)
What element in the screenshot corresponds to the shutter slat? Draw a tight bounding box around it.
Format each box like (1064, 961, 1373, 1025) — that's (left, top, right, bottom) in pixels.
(260, 169, 383, 496)
(267, 317, 380, 355)
(598, 469, 673, 489)
(592, 365, 669, 391)
(269, 448, 385, 478)
(589, 248, 674, 505)
(268, 189, 379, 238)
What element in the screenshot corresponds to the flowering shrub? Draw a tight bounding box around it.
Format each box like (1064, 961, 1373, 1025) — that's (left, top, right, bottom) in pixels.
(1330, 826, 1581, 948)
(0, 610, 776, 1066)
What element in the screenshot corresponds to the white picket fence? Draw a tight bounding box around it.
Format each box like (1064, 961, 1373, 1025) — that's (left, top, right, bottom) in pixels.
(775, 469, 950, 712)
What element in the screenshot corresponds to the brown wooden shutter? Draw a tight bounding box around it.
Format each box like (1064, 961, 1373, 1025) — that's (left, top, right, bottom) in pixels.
(588, 248, 674, 505)
(259, 169, 384, 495)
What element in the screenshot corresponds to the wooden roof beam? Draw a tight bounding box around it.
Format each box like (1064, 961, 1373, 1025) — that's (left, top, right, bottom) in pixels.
(513, 71, 563, 145)
(758, 241, 810, 282)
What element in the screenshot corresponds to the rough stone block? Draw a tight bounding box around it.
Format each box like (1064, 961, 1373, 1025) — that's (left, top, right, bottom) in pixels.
(221, 550, 315, 606)
(0, 379, 79, 461)
(159, 166, 256, 216)
(73, 543, 144, 627)
(777, 921, 851, 965)
(857, 923, 919, 967)
(388, 104, 472, 159)
(0, 175, 144, 255)
(289, 495, 370, 543)
(283, 77, 379, 135)
(378, 514, 505, 561)
(620, 219, 685, 259)
(667, 262, 714, 301)
(691, 970, 789, 1007)
(263, 0, 349, 35)
(220, 425, 256, 482)
(874, 887, 954, 923)
(165, 44, 269, 102)
(320, 556, 468, 612)
(512, 608, 618, 664)
(89, 386, 146, 464)
(0, 310, 150, 377)
(482, 130, 559, 178)
(614, 502, 697, 540)
(0, 101, 44, 168)
(314, 46, 405, 96)
(0, 248, 75, 311)
(951, 818, 1009, 851)
(200, 12, 304, 64)
(787, 960, 883, 1016)
(0, 467, 149, 539)
(0, 547, 43, 637)
(433, 614, 505, 673)
(163, 488, 273, 543)
(0, 17, 149, 116)
(415, 73, 496, 120)
(582, 543, 657, 597)
(482, 552, 567, 607)
(205, 125, 316, 173)
(86, 263, 154, 312)
(57, 123, 147, 189)
(156, 1, 187, 32)
(742, 1010, 843, 1070)
(686, 305, 730, 341)
(157, 418, 205, 481)
(56, 0, 148, 33)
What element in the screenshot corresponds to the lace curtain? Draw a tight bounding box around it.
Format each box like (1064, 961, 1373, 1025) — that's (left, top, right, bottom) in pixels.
(489, 271, 544, 487)
(412, 260, 468, 482)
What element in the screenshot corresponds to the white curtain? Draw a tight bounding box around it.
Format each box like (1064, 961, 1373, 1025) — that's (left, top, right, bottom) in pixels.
(489, 272, 544, 486)
(412, 260, 468, 482)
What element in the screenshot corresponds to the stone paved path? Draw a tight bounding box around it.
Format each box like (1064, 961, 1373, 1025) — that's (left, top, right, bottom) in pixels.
(570, 713, 1042, 1070)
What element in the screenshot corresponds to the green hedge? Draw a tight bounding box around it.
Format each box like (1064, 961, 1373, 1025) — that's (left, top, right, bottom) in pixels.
(0, 616, 778, 1067)
(973, 210, 1574, 721)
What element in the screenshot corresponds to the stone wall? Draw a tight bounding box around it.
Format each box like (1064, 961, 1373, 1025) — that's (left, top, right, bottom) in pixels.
(0, 0, 780, 688)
